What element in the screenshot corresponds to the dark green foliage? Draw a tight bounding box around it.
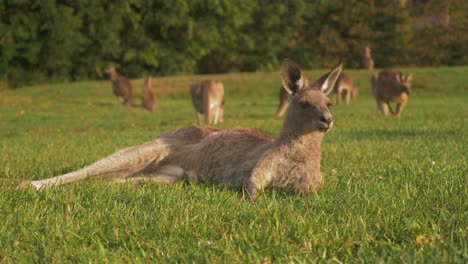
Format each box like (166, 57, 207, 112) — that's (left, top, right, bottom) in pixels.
(0, 0, 466, 87)
(408, 0, 468, 66)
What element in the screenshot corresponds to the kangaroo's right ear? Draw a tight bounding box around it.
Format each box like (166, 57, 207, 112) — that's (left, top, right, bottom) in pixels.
(280, 58, 306, 95)
(319, 64, 342, 96)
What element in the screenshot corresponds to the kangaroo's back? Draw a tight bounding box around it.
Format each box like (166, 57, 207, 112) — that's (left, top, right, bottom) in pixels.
(333, 73, 353, 93)
(117, 76, 133, 100)
(202, 80, 223, 109)
(190, 80, 225, 125)
(333, 72, 358, 105)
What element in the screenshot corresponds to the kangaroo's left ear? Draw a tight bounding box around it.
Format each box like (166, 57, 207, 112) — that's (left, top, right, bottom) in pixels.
(319, 64, 342, 96)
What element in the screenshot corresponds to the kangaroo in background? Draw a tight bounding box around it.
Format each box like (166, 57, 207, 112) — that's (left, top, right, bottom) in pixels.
(372, 70, 413, 117)
(275, 78, 309, 117)
(105, 65, 134, 106)
(142, 76, 155, 112)
(363, 44, 375, 70)
(190, 80, 224, 125)
(18, 59, 342, 200)
(333, 72, 359, 105)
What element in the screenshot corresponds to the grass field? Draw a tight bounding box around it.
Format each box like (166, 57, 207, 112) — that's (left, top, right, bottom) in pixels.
(0, 66, 466, 262)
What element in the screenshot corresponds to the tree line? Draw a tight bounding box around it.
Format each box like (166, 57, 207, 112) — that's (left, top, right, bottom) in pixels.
(0, 0, 466, 87)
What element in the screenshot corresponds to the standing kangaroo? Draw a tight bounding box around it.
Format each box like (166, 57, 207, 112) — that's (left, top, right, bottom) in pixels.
(275, 78, 309, 117)
(190, 80, 224, 125)
(371, 70, 413, 117)
(142, 76, 156, 112)
(333, 72, 359, 105)
(105, 65, 134, 106)
(363, 44, 375, 70)
(19, 59, 342, 200)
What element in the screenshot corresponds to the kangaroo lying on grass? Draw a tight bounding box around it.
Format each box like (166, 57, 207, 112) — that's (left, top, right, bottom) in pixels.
(190, 80, 224, 125)
(372, 70, 413, 117)
(105, 65, 134, 106)
(19, 59, 342, 200)
(333, 72, 359, 105)
(142, 76, 156, 112)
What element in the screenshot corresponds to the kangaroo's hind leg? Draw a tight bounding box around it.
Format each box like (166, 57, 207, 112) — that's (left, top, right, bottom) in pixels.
(19, 139, 172, 190)
(110, 165, 185, 185)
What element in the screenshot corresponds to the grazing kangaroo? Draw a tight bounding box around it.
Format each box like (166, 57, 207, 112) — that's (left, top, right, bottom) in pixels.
(333, 72, 359, 105)
(190, 80, 224, 125)
(19, 59, 342, 200)
(105, 65, 134, 106)
(275, 78, 309, 117)
(142, 76, 156, 112)
(371, 70, 413, 117)
(363, 44, 375, 70)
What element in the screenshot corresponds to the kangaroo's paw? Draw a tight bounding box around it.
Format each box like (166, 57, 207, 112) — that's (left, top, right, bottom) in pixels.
(16, 180, 45, 191)
(246, 183, 258, 201)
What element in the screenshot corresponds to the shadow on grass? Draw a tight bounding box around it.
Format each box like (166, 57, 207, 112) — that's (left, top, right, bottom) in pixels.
(184, 179, 300, 201)
(61, 98, 115, 108)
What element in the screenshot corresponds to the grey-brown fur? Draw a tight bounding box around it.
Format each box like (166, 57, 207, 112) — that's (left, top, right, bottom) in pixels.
(363, 44, 374, 70)
(333, 72, 359, 105)
(142, 76, 155, 112)
(190, 80, 224, 125)
(275, 77, 309, 117)
(19, 59, 342, 200)
(371, 69, 413, 117)
(105, 65, 134, 106)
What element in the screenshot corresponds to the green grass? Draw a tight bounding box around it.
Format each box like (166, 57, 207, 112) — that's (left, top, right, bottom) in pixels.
(0, 67, 467, 262)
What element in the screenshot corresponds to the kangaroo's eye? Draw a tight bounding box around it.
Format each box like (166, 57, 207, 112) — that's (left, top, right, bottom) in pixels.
(327, 103, 333, 108)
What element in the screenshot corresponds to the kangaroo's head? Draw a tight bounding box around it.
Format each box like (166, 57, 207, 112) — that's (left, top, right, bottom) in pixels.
(280, 59, 342, 135)
(105, 65, 117, 75)
(397, 73, 413, 95)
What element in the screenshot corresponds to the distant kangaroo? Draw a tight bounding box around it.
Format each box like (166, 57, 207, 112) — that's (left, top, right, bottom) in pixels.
(190, 80, 224, 125)
(333, 72, 359, 105)
(105, 65, 134, 106)
(371, 70, 413, 117)
(142, 76, 155, 112)
(363, 44, 374, 70)
(19, 59, 342, 200)
(275, 78, 309, 117)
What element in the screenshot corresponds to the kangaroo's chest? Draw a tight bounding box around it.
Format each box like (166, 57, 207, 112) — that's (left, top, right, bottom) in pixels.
(111, 79, 121, 95)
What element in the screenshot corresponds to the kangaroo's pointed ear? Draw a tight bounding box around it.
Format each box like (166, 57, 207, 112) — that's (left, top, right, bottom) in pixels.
(280, 58, 306, 95)
(406, 73, 413, 82)
(319, 64, 342, 96)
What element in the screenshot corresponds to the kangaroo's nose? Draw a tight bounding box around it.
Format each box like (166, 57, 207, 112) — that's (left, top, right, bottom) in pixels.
(320, 116, 332, 125)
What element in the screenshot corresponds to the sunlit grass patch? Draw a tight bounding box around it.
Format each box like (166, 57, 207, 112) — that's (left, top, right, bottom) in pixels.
(0, 67, 466, 262)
